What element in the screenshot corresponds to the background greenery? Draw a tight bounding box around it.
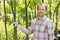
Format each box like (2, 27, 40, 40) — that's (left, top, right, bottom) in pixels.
(0, 0, 60, 40)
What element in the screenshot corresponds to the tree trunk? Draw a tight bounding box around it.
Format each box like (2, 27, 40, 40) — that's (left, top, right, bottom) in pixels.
(3, 0, 8, 40)
(55, 2, 60, 40)
(55, 10, 58, 40)
(10, 0, 17, 40)
(49, 0, 52, 19)
(25, 0, 29, 40)
(13, 0, 17, 40)
(34, 4, 37, 18)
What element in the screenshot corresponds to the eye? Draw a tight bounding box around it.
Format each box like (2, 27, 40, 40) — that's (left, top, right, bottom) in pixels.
(39, 9, 41, 10)
(37, 9, 45, 11)
(42, 9, 45, 10)
(37, 9, 41, 10)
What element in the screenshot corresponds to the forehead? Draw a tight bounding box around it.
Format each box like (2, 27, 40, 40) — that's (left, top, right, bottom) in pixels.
(38, 4, 46, 9)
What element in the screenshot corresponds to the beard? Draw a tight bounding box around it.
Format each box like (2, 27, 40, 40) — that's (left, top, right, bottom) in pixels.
(38, 13, 45, 17)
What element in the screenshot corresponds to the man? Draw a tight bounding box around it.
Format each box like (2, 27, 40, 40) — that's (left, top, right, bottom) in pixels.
(14, 4, 54, 40)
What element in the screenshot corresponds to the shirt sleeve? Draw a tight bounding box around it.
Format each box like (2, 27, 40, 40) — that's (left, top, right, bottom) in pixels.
(47, 20, 54, 39)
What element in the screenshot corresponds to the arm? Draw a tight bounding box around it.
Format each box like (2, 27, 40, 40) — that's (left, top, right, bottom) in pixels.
(14, 22, 33, 35)
(20, 26, 33, 35)
(20, 27, 31, 35)
(47, 21, 54, 40)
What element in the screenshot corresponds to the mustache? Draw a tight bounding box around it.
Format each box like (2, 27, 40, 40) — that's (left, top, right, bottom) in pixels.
(38, 12, 43, 13)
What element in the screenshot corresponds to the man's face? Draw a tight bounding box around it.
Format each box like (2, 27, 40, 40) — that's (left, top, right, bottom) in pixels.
(37, 5, 46, 17)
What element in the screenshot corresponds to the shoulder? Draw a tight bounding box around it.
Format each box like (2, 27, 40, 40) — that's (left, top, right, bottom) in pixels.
(46, 18, 53, 23)
(31, 18, 37, 24)
(46, 18, 53, 26)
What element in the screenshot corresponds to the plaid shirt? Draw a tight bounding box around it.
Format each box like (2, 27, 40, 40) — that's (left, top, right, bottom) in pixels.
(28, 16, 54, 40)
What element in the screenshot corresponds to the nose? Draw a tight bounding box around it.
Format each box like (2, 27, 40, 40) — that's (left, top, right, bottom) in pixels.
(38, 9, 43, 13)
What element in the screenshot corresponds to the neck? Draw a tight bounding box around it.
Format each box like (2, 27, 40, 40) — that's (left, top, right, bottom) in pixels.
(38, 16, 44, 21)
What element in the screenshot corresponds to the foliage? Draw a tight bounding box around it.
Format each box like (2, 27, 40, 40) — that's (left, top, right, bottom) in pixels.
(0, 0, 60, 40)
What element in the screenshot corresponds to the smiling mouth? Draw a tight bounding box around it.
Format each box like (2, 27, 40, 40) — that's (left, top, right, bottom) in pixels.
(39, 12, 43, 13)
(40, 12, 43, 13)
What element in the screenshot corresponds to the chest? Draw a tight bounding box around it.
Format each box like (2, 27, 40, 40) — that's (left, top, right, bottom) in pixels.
(33, 20, 47, 32)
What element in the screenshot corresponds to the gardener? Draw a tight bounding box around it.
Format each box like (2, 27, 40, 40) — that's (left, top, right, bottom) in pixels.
(14, 3, 54, 40)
